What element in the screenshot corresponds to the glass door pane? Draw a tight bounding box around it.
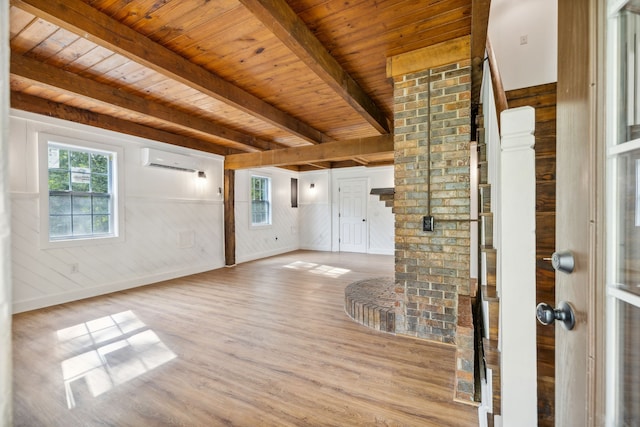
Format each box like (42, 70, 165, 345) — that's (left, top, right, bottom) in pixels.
(615, 1, 640, 144)
(615, 149, 640, 297)
(608, 1, 640, 425)
(612, 299, 640, 424)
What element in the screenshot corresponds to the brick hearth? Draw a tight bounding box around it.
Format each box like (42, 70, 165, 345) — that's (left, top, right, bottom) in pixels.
(344, 277, 398, 333)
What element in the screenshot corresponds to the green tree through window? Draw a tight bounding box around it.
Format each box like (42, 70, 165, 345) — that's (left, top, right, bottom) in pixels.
(48, 143, 114, 240)
(251, 176, 271, 226)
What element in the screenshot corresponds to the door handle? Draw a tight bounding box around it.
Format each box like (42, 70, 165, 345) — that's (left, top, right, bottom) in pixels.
(543, 251, 575, 273)
(536, 301, 576, 330)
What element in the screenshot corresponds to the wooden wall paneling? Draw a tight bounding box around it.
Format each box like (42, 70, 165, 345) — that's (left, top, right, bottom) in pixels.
(536, 213, 556, 257)
(536, 181, 556, 212)
(536, 156, 556, 181)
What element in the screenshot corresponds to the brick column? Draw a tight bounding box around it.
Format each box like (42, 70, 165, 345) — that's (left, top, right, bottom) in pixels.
(393, 61, 471, 343)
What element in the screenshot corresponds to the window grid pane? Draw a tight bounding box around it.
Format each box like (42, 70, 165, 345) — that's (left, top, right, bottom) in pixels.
(251, 177, 271, 225)
(48, 144, 114, 240)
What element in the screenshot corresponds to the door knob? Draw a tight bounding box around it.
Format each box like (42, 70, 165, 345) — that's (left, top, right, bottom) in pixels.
(362, 219, 366, 222)
(543, 251, 575, 273)
(536, 301, 576, 330)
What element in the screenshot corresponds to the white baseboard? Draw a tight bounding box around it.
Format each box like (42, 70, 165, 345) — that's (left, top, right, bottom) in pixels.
(236, 245, 299, 264)
(367, 247, 394, 255)
(12, 262, 222, 313)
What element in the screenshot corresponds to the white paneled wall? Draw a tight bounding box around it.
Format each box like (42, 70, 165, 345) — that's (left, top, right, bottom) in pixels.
(1, 0, 13, 422)
(234, 167, 300, 263)
(9, 110, 225, 313)
(299, 170, 331, 251)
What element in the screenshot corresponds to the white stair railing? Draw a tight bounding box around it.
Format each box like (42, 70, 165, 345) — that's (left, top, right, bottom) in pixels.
(498, 106, 537, 427)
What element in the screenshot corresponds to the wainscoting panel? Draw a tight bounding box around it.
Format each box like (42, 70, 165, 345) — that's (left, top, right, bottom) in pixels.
(11, 194, 225, 312)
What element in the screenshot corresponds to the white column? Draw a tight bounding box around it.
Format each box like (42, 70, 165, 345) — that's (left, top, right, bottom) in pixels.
(0, 0, 13, 424)
(499, 106, 537, 426)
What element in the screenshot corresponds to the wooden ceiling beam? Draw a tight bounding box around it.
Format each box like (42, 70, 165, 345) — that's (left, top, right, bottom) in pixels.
(471, 0, 491, 107)
(11, 0, 332, 145)
(239, 0, 391, 135)
(303, 162, 332, 169)
(224, 134, 393, 170)
(386, 36, 471, 78)
(11, 53, 283, 153)
(352, 157, 369, 165)
(10, 91, 233, 156)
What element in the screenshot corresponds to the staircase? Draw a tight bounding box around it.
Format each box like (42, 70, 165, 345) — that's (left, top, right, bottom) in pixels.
(370, 188, 394, 211)
(476, 108, 502, 424)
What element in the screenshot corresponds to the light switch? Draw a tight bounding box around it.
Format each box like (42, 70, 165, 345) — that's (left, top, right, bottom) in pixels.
(423, 216, 434, 232)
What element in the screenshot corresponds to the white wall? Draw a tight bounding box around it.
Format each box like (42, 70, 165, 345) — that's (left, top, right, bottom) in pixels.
(488, 0, 557, 91)
(234, 167, 300, 263)
(297, 167, 395, 255)
(9, 110, 226, 313)
(298, 170, 332, 251)
(1, 0, 13, 422)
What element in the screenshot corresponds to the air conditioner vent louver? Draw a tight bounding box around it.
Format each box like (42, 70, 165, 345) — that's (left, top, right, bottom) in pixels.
(141, 148, 200, 173)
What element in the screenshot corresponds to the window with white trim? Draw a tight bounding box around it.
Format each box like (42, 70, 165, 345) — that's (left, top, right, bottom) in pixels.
(251, 176, 271, 226)
(46, 141, 118, 241)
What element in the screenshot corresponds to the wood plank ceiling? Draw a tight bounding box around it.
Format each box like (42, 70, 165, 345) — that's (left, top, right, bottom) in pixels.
(9, 0, 474, 170)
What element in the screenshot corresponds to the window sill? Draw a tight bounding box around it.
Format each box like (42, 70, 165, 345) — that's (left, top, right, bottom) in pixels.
(40, 233, 124, 250)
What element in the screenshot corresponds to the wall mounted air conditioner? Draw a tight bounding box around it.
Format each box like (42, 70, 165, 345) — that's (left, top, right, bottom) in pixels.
(141, 148, 200, 172)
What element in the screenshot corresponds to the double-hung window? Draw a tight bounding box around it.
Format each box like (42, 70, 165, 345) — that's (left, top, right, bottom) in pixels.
(251, 176, 271, 226)
(42, 135, 121, 244)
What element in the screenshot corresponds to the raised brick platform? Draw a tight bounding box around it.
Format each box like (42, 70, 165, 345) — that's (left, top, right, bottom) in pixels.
(344, 277, 398, 333)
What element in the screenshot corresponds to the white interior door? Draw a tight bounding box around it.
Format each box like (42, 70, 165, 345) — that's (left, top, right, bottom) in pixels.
(338, 178, 367, 253)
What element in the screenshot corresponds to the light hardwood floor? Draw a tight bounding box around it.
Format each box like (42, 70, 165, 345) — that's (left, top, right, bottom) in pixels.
(12, 251, 478, 426)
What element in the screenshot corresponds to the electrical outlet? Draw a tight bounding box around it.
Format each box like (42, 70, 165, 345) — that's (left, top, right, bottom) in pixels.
(423, 216, 435, 232)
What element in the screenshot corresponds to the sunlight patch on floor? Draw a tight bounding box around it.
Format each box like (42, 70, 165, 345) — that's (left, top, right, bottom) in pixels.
(57, 310, 176, 409)
(283, 261, 350, 277)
